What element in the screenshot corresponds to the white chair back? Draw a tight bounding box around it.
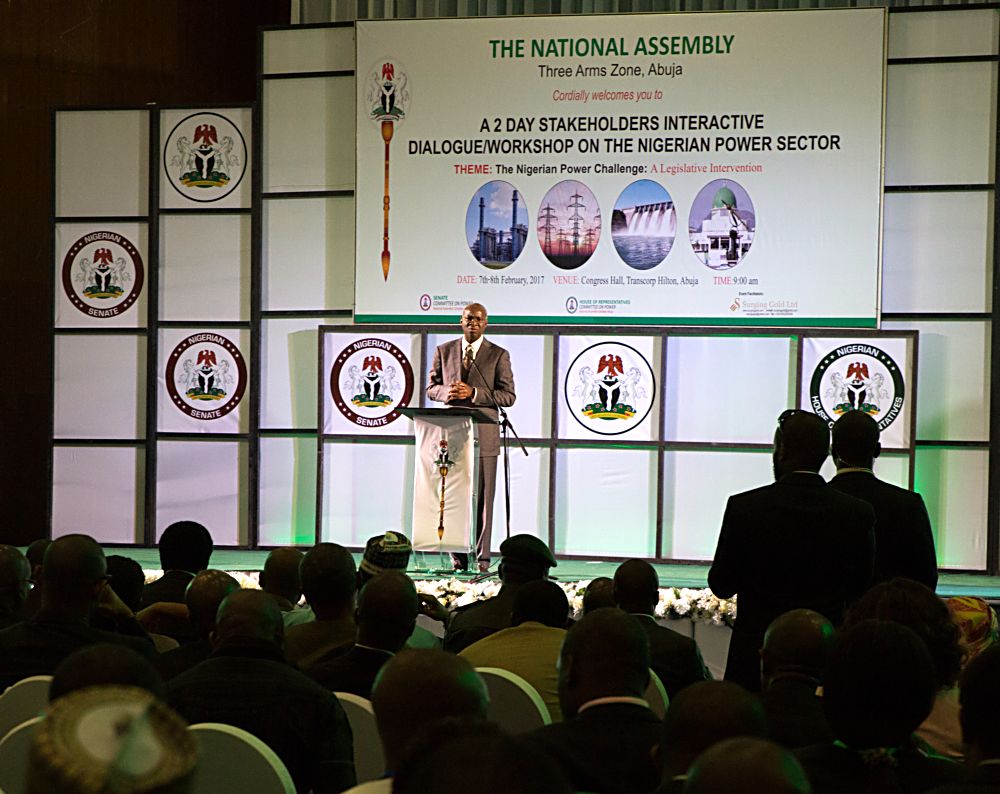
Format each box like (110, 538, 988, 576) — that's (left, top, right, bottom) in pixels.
(0, 716, 43, 794)
(0, 676, 51, 740)
(334, 692, 385, 784)
(188, 723, 295, 794)
(644, 668, 670, 719)
(475, 667, 551, 734)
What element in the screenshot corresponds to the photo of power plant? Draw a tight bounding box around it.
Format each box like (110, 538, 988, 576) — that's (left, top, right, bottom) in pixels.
(465, 180, 529, 269)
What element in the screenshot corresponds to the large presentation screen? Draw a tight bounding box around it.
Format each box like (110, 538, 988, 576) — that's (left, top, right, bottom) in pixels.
(355, 9, 886, 327)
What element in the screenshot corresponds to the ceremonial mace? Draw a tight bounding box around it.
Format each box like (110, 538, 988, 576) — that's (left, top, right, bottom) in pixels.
(381, 119, 392, 281)
(369, 61, 408, 282)
(434, 439, 454, 541)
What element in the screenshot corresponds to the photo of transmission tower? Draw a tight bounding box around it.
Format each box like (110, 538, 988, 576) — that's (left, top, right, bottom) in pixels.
(536, 180, 602, 270)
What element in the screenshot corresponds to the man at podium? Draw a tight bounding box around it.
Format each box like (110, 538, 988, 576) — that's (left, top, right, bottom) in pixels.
(427, 303, 516, 572)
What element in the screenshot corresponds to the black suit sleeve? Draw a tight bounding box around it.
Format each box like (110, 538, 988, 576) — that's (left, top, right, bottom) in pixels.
(909, 493, 939, 590)
(708, 497, 743, 599)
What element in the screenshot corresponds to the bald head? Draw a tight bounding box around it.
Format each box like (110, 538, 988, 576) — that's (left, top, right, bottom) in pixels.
(832, 410, 881, 469)
(50, 644, 164, 702)
(582, 577, 616, 615)
(185, 569, 240, 637)
(41, 534, 107, 611)
(25, 539, 50, 569)
(214, 589, 283, 647)
(660, 681, 768, 779)
(559, 608, 650, 718)
(614, 558, 660, 614)
(685, 738, 811, 794)
(372, 649, 489, 770)
(774, 411, 829, 476)
(301, 543, 357, 618)
(261, 547, 304, 603)
(357, 572, 419, 653)
(0, 545, 30, 615)
(762, 609, 836, 686)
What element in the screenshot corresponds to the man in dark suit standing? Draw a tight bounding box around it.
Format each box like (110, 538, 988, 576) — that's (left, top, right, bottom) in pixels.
(708, 410, 876, 692)
(830, 410, 938, 590)
(427, 302, 516, 571)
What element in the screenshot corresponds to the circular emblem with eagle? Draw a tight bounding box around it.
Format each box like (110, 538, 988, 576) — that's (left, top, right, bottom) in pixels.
(61, 231, 144, 318)
(165, 333, 247, 420)
(330, 338, 414, 427)
(564, 341, 656, 436)
(163, 112, 248, 203)
(809, 343, 905, 431)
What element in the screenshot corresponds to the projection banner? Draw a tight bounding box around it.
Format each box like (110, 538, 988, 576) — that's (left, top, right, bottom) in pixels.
(355, 8, 885, 327)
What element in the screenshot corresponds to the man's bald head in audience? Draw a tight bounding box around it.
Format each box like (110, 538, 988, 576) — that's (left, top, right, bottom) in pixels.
(558, 608, 650, 719)
(185, 569, 241, 638)
(41, 534, 107, 612)
(261, 547, 304, 604)
(582, 577, 615, 614)
(761, 609, 836, 687)
(614, 558, 660, 615)
(300, 542, 357, 618)
(357, 571, 419, 653)
(371, 649, 489, 772)
(660, 681, 768, 781)
(684, 737, 811, 794)
(0, 545, 30, 615)
(213, 589, 284, 648)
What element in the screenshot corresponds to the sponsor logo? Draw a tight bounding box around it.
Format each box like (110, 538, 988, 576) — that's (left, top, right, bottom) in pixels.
(419, 294, 432, 311)
(61, 231, 144, 318)
(165, 333, 247, 420)
(330, 338, 414, 428)
(564, 342, 656, 435)
(809, 344, 905, 431)
(566, 296, 579, 314)
(163, 112, 248, 202)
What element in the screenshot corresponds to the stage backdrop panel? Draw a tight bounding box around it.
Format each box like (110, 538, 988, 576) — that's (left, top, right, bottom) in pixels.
(916, 447, 989, 570)
(555, 446, 658, 557)
(53, 335, 146, 440)
(263, 196, 355, 311)
(557, 335, 661, 442)
(159, 214, 251, 322)
(54, 223, 148, 329)
(490, 446, 550, 554)
(321, 329, 421, 437)
(800, 335, 914, 450)
(883, 320, 989, 443)
(888, 8, 999, 58)
(664, 449, 774, 561)
(424, 332, 552, 439)
(354, 9, 885, 327)
(664, 335, 794, 443)
(258, 436, 317, 546)
(159, 107, 252, 210)
(157, 328, 251, 434)
(261, 317, 342, 429)
(263, 25, 354, 75)
(155, 440, 248, 546)
(51, 446, 144, 544)
(322, 441, 415, 546)
(55, 110, 148, 218)
(882, 192, 992, 314)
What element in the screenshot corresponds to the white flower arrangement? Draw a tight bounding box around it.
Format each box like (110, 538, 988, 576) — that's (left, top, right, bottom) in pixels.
(141, 569, 737, 627)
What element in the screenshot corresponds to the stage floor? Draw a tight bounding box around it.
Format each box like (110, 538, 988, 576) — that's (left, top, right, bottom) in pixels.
(106, 547, 1000, 599)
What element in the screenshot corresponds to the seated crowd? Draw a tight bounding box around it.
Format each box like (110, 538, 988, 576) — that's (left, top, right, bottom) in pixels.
(0, 409, 998, 793)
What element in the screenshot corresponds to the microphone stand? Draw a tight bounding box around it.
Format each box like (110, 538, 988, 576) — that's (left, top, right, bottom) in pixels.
(468, 353, 528, 559)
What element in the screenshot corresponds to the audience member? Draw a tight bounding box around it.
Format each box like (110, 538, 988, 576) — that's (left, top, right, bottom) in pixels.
(926, 645, 1000, 792)
(685, 737, 812, 794)
(141, 520, 213, 607)
(261, 546, 310, 627)
(460, 578, 570, 721)
(757, 609, 835, 749)
(309, 571, 418, 698)
(285, 542, 358, 667)
(582, 576, 616, 614)
(356, 531, 444, 650)
(656, 680, 768, 793)
(0, 534, 153, 688)
(795, 619, 961, 793)
(357, 649, 489, 792)
(945, 596, 998, 668)
(101, 555, 178, 653)
(708, 409, 875, 690)
(28, 685, 196, 794)
(528, 608, 661, 794)
(614, 558, 710, 699)
(50, 643, 165, 701)
(19, 538, 49, 620)
(445, 533, 557, 653)
(167, 589, 355, 793)
(830, 410, 938, 590)
(845, 578, 965, 759)
(0, 544, 31, 629)
(155, 569, 240, 682)
(393, 719, 572, 794)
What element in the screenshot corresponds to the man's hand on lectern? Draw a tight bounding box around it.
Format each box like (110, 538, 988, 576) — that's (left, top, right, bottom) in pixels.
(448, 381, 473, 400)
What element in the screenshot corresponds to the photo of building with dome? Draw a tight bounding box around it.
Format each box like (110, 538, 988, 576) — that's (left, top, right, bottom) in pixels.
(688, 180, 757, 270)
(465, 180, 529, 269)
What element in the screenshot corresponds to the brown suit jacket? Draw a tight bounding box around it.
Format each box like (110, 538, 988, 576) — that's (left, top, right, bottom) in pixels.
(426, 337, 515, 457)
